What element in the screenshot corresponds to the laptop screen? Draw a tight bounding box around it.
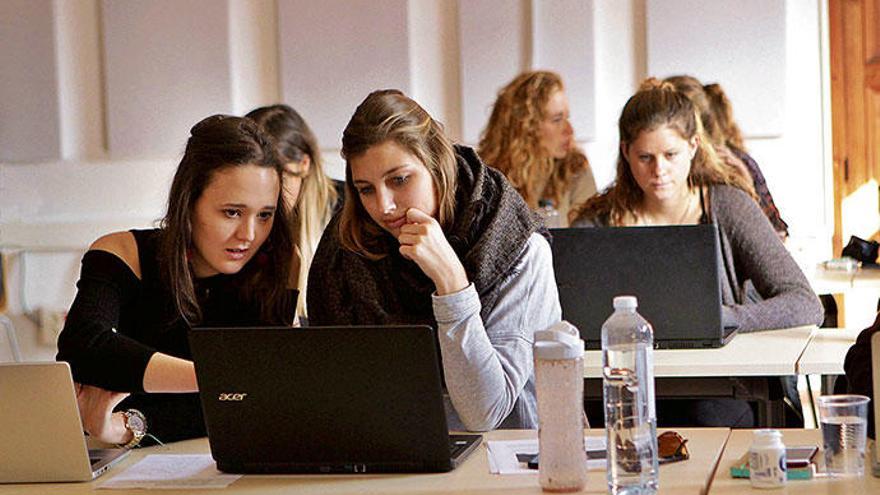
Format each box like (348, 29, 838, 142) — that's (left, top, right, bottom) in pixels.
(0, 362, 128, 482)
(188, 325, 460, 473)
(550, 225, 727, 349)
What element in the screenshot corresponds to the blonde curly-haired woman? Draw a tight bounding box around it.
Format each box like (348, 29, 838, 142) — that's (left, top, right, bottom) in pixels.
(479, 71, 596, 226)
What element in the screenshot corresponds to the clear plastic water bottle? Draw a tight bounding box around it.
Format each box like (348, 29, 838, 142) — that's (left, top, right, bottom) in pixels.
(534, 321, 588, 492)
(602, 296, 658, 494)
(537, 199, 564, 229)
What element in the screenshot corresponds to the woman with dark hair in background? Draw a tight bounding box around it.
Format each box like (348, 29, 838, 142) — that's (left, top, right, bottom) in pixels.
(56, 115, 296, 446)
(309, 89, 562, 431)
(479, 71, 596, 225)
(246, 104, 341, 321)
(667, 75, 789, 239)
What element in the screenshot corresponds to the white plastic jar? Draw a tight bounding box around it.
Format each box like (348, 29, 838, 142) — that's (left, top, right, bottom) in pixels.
(749, 429, 787, 489)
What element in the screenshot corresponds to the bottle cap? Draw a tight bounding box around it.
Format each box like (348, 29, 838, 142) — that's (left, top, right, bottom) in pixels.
(751, 429, 784, 446)
(534, 321, 581, 346)
(613, 295, 638, 309)
(753, 429, 782, 437)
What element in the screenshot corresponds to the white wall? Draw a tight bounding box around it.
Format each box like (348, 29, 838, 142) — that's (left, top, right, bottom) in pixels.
(0, 0, 832, 360)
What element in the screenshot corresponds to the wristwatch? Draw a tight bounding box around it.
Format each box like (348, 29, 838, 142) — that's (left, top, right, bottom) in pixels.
(121, 409, 147, 449)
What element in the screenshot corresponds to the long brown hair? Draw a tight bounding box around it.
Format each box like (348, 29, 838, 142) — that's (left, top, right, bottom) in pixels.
(478, 70, 589, 208)
(246, 104, 337, 318)
(704, 82, 747, 152)
(159, 114, 294, 325)
(664, 75, 726, 146)
(570, 78, 755, 226)
(339, 89, 457, 259)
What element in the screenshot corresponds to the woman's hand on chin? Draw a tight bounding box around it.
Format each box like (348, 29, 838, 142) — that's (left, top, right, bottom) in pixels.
(397, 208, 469, 295)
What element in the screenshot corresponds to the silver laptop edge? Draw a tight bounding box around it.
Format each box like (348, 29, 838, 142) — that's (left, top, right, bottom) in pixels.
(0, 362, 128, 483)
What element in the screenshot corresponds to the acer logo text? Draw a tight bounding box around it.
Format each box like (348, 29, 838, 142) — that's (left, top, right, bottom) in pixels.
(218, 393, 248, 401)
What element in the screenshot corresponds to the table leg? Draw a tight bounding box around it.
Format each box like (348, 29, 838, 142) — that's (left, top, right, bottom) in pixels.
(805, 375, 819, 426)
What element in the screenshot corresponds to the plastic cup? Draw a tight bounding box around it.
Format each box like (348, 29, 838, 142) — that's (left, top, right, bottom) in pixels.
(816, 395, 871, 477)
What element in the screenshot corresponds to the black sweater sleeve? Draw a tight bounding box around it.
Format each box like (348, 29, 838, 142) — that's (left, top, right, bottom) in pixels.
(56, 250, 156, 393)
(118, 393, 206, 444)
(844, 312, 879, 439)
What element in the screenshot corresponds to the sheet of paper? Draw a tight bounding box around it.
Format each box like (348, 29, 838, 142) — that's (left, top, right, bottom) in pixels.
(486, 436, 606, 474)
(98, 454, 241, 490)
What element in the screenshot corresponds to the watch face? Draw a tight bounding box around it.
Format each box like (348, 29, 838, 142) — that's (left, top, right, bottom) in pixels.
(126, 413, 146, 433)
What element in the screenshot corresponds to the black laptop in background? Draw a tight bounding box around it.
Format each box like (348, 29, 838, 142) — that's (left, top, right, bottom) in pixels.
(550, 225, 737, 349)
(188, 325, 481, 474)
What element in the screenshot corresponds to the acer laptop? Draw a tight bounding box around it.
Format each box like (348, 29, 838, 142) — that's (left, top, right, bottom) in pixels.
(550, 225, 736, 349)
(188, 325, 482, 474)
(0, 362, 129, 483)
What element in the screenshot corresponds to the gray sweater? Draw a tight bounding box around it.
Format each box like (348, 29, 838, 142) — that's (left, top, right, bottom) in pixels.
(572, 185, 823, 332)
(432, 233, 561, 431)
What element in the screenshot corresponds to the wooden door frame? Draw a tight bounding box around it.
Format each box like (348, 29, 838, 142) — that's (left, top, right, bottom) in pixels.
(829, 0, 880, 254)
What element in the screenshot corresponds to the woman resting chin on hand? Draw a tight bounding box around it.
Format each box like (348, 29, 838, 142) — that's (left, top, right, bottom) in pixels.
(308, 90, 562, 432)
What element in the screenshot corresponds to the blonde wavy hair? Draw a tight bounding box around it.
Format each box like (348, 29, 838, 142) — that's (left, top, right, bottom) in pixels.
(478, 70, 589, 208)
(246, 104, 338, 318)
(570, 78, 755, 226)
(339, 89, 457, 260)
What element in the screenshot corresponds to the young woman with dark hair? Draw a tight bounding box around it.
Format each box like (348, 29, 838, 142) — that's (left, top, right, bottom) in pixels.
(56, 115, 296, 446)
(571, 79, 822, 427)
(308, 89, 562, 432)
(572, 78, 819, 332)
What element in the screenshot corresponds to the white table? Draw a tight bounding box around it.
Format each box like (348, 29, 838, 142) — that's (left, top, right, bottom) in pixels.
(710, 429, 880, 494)
(0, 428, 731, 495)
(582, 326, 817, 427)
(808, 265, 858, 294)
(584, 326, 816, 378)
(807, 266, 880, 329)
(797, 328, 861, 375)
(796, 327, 862, 427)
(808, 265, 880, 290)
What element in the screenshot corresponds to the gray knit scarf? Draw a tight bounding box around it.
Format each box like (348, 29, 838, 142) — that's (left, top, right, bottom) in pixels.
(307, 145, 540, 327)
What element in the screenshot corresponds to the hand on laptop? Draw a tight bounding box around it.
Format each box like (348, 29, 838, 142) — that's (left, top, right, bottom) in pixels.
(75, 383, 132, 445)
(397, 208, 468, 296)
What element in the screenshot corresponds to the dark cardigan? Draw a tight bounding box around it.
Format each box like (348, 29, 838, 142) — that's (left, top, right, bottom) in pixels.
(572, 185, 823, 332)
